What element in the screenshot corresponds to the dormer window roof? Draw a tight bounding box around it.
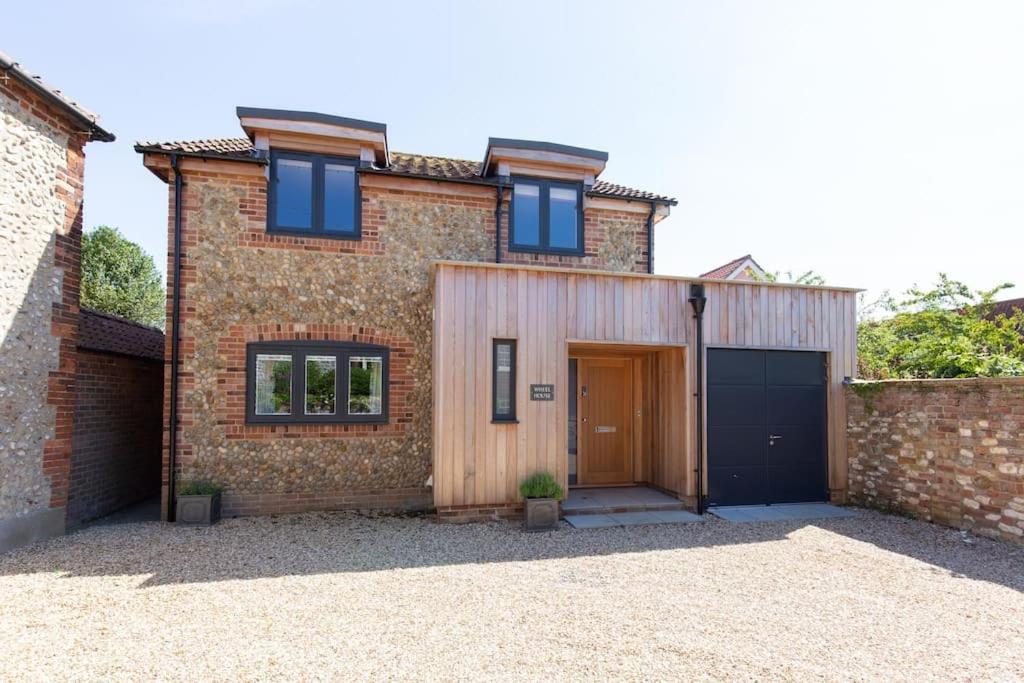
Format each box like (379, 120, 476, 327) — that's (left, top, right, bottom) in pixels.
(237, 106, 389, 166)
(481, 137, 608, 187)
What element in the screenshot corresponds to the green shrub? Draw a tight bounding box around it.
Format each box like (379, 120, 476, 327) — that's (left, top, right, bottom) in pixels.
(178, 481, 222, 496)
(519, 472, 564, 500)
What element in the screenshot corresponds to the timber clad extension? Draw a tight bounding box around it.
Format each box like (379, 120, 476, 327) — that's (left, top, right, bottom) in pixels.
(138, 106, 858, 521)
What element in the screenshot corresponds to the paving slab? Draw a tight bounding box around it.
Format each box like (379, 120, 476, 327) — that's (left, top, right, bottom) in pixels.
(710, 503, 858, 523)
(565, 509, 703, 529)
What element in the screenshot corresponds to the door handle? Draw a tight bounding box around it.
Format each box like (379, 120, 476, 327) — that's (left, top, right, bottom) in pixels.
(769, 435, 783, 439)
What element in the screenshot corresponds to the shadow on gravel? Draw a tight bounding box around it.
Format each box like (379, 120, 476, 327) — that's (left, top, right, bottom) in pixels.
(0, 509, 1021, 592)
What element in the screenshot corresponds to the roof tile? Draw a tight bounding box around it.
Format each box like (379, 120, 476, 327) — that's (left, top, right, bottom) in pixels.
(134, 138, 676, 203)
(78, 308, 164, 361)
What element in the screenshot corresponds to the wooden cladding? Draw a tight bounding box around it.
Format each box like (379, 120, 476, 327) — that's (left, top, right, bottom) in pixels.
(432, 262, 858, 509)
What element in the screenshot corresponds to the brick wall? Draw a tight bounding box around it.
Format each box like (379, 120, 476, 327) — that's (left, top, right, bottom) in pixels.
(156, 161, 652, 518)
(68, 350, 163, 526)
(846, 378, 1024, 544)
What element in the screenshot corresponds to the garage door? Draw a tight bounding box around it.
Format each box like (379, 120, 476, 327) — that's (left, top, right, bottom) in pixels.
(707, 349, 827, 506)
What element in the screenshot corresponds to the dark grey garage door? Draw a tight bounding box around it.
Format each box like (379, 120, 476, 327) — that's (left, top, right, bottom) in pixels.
(707, 349, 827, 506)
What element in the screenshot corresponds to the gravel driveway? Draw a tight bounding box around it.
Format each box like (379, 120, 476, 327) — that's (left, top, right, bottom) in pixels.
(1, 510, 1021, 681)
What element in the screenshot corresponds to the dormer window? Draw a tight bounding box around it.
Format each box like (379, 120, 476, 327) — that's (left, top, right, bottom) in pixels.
(510, 179, 584, 255)
(268, 150, 360, 238)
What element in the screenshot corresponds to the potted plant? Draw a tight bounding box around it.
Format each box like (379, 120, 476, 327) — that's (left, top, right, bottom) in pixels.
(519, 472, 564, 532)
(176, 481, 223, 526)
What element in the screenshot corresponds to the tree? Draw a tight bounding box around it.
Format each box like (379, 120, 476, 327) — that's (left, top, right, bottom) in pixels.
(857, 274, 1024, 379)
(757, 269, 826, 286)
(81, 226, 164, 329)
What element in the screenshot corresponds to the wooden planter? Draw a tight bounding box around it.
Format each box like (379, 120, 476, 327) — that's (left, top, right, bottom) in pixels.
(524, 498, 559, 531)
(176, 492, 222, 526)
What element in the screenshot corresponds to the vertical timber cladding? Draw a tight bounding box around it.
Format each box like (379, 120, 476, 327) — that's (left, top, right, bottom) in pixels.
(432, 263, 859, 510)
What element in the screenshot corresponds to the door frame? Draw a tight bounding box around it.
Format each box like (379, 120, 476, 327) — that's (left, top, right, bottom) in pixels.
(703, 346, 830, 506)
(575, 356, 635, 487)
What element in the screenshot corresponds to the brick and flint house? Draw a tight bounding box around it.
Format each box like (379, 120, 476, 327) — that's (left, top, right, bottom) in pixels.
(0, 52, 115, 551)
(138, 108, 859, 521)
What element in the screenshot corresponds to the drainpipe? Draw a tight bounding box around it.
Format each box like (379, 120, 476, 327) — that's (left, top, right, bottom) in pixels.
(688, 284, 707, 515)
(646, 202, 656, 274)
(167, 154, 184, 522)
(494, 185, 504, 264)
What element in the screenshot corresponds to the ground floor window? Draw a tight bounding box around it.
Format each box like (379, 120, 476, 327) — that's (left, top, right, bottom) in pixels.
(492, 339, 517, 422)
(247, 341, 388, 424)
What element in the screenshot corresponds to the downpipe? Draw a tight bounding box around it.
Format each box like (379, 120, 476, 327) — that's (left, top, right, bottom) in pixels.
(689, 284, 707, 515)
(167, 154, 184, 522)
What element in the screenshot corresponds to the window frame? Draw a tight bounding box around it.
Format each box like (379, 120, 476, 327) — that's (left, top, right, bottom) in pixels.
(246, 340, 388, 424)
(267, 150, 362, 239)
(508, 177, 584, 256)
(491, 338, 518, 423)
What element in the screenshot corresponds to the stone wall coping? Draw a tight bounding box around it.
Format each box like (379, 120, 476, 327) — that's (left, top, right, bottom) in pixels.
(846, 376, 1024, 388)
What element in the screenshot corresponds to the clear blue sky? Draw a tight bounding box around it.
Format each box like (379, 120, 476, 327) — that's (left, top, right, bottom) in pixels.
(7, 0, 1024, 301)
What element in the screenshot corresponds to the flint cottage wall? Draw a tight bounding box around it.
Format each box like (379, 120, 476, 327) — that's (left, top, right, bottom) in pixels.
(0, 75, 89, 551)
(846, 378, 1024, 545)
(164, 166, 652, 517)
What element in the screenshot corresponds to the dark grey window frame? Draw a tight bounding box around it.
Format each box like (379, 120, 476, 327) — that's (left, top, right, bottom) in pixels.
(491, 338, 518, 423)
(267, 150, 361, 239)
(246, 340, 388, 424)
(508, 177, 585, 256)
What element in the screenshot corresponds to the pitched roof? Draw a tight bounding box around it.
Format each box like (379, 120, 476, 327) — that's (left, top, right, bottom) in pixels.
(0, 51, 114, 142)
(991, 297, 1024, 319)
(700, 254, 765, 280)
(78, 308, 164, 361)
(134, 138, 676, 204)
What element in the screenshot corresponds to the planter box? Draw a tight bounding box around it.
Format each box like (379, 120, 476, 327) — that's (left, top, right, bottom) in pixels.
(524, 497, 559, 531)
(176, 492, 221, 526)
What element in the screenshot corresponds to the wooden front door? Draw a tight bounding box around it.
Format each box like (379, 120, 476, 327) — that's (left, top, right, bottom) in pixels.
(578, 358, 633, 485)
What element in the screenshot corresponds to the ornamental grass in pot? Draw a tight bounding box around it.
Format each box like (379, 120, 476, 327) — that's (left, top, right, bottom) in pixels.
(176, 481, 223, 526)
(519, 472, 564, 532)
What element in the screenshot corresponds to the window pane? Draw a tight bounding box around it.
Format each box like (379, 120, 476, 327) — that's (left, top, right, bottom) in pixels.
(548, 186, 578, 249)
(512, 183, 540, 246)
(255, 354, 292, 415)
(275, 158, 313, 229)
(324, 163, 356, 233)
(305, 356, 337, 415)
(494, 342, 513, 417)
(349, 356, 383, 415)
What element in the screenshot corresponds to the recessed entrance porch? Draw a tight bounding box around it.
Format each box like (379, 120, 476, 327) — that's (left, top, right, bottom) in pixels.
(568, 342, 689, 503)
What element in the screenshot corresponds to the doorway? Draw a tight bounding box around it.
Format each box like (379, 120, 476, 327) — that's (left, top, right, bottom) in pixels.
(576, 357, 634, 485)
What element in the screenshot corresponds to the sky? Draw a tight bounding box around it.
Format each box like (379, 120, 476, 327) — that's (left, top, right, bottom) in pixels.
(6, 0, 1023, 302)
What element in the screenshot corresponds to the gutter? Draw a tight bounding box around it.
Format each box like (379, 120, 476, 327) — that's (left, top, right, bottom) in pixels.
(494, 185, 504, 263)
(646, 201, 656, 274)
(688, 284, 708, 516)
(167, 154, 184, 522)
(0, 51, 115, 142)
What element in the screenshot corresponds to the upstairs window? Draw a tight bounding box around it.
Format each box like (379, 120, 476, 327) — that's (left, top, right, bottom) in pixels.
(510, 179, 583, 255)
(247, 341, 388, 424)
(268, 151, 360, 238)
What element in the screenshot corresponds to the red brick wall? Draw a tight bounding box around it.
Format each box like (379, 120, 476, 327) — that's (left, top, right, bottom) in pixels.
(68, 350, 163, 526)
(847, 378, 1024, 545)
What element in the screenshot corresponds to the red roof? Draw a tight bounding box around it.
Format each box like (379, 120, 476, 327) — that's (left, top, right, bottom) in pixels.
(700, 254, 763, 280)
(78, 308, 164, 361)
(134, 139, 677, 204)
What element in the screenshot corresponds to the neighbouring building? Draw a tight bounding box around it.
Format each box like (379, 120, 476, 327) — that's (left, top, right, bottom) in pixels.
(137, 107, 859, 522)
(0, 52, 114, 552)
(700, 254, 767, 281)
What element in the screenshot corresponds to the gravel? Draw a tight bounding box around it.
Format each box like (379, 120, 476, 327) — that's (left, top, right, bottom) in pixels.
(1, 510, 1022, 681)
